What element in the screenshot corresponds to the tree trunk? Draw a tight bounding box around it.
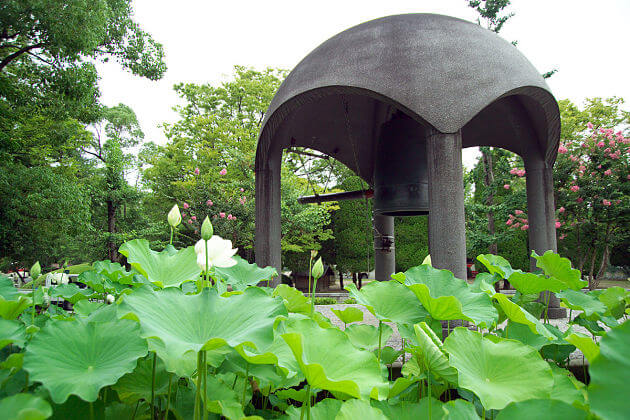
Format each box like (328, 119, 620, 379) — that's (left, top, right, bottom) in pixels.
(588, 248, 597, 290)
(339, 270, 344, 290)
(107, 200, 118, 262)
(481, 148, 497, 254)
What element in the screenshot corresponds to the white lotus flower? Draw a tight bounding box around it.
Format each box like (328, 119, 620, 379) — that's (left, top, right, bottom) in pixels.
(49, 272, 69, 285)
(195, 235, 238, 271)
(106, 294, 115, 304)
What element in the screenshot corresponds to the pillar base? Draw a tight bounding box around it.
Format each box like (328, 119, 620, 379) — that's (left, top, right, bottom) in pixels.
(545, 306, 567, 319)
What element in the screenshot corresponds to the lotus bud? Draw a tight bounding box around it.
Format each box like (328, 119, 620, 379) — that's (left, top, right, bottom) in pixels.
(201, 216, 213, 240)
(30, 261, 41, 280)
(106, 294, 115, 304)
(168, 204, 182, 228)
(422, 254, 432, 266)
(310, 250, 318, 259)
(312, 257, 324, 279)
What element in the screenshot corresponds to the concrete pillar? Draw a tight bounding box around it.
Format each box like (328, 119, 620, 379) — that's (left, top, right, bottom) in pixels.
(524, 157, 548, 270)
(524, 156, 565, 318)
(373, 214, 395, 281)
(426, 129, 467, 281)
(255, 144, 283, 287)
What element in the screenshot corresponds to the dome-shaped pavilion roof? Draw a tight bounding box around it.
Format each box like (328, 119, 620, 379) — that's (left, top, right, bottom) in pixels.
(257, 13, 560, 181)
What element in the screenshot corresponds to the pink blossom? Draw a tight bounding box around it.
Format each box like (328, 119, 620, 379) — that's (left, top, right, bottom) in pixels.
(570, 185, 580, 192)
(194, 230, 198, 234)
(240, 188, 244, 192)
(577, 197, 584, 203)
(506, 219, 513, 226)
(227, 214, 233, 220)
(513, 222, 521, 228)
(627, 174, 630, 180)
(206, 200, 213, 206)
(521, 224, 529, 231)
(578, 165, 586, 172)
(615, 131, 623, 140)
(569, 155, 577, 162)
(559, 207, 565, 213)
(182, 213, 186, 218)
(517, 169, 526, 177)
(503, 184, 510, 190)
(587, 122, 593, 129)
(508, 214, 515, 219)
(558, 145, 568, 154)
(604, 169, 612, 176)
(555, 221, 562, 228)
(219, 212, 226, 218)
(559, 234, 566, 240)
(509, 168, 518, 175)
(597, 141, 605, 148)
(615, 200, 621, 204)
(187, 219, 193, 224)
(609, 140, 616, 146)
(183, 202, 189, 209)
(219, 168, 227, 175)
(597, 165, 602, 169)
(515, 210, 524, 215)
(602, 199, 611, 206)
(191, 216, 197, 221)
(194, 167, 200, 175)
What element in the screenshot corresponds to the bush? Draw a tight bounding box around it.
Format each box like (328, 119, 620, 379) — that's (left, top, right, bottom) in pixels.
(313, 297, 338, 305)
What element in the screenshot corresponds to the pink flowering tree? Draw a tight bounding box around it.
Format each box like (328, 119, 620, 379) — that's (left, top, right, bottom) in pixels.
(504, 98, 629, 288)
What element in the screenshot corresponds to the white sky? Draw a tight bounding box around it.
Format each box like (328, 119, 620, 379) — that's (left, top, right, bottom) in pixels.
(96, 0, 630, 169)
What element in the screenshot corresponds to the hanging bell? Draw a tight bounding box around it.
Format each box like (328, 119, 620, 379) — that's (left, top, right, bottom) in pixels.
(373, 111, 429, 216)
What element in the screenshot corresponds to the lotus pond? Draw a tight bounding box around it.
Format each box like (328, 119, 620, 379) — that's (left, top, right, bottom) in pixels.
(0, 231, 629, 419)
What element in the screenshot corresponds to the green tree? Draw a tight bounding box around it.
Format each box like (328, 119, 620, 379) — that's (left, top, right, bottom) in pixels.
(142, 67, 334, 266)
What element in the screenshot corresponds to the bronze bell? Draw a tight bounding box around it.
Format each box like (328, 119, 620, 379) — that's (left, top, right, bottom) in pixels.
(373, 111, 429, 216)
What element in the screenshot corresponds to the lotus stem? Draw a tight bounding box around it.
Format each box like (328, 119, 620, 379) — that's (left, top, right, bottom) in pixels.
(309, 273, 319, 318)
(377, 321, 383, 363)
(151, 352, 157, 419)
(131, 400, 140, 420)
(242, 363, 249, 406)
(308, 255, 313, 313)
(544, 292, 550, 323)
(165, 373, 172, 420)
(90, 401, 94, 420)
(195, 351, 203, 420)
(203, 351, 208, 420)
(205, 241, 209, 290)
(306, 384, 313, 420)
(170, 226, 174, 245)
(428, 371, 432, 419)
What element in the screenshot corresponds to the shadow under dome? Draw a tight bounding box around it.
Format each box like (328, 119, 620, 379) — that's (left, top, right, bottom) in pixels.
(257, 13, 560, 174)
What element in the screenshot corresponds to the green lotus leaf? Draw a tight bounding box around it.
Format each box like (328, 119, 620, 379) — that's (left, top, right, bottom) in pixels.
(49, 284, 95, 304)
(336, 399, 387, 420)
(469, 273, 499, 295)
(377, 346, 403, 365)
(443, 327, 553, 410)
(118, 286, 287, 375)
(502, 321, 548, 349)
(496, 399, 587, 420)
(476, 254, 517, 279)
(202, 374, 245, 420)
(331, 307, 364, 324)
(219, 348, 300, 392)
(77, 271, 128, 295)
(505, 271, 567, 295)
(442, 399, 480, 419)
(0, 319, 26, 350)
(0, 295, 32, 320)
(119, 239, 201, 288)
(282, 398, 342, 420)
(281, 318, 388, 399)
(346, 281, 429, 324)
(214, 256, 277, 290)
(273, 284, 311, 314)
(372, 398, 445, 420)
(0, 276, 20, 300)
(532, 251, 588, 291)
(412, 322, 458, 384)
(48, 396, 112, 420)
(493, 293, 555, 339)
(344, 323, 393, 351)
(549, 365, 585, 406)
(0, 393, 52, 420)
(565, 330, 600, 362)
(571, 313, 608, 336)
(400, 265, 498, 328)
(588, 320, 630, 420)
(556, 289, 607, 317)
(112, 355, 170, 404)
(387, 376, 420, 399)
(23, 318, 148, 403)
(73, 301, 106, 317)
(92, 260, 136, 285)
(597, 287, 629, 319)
